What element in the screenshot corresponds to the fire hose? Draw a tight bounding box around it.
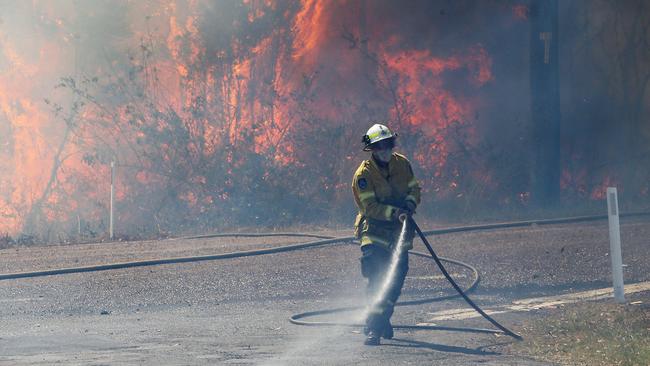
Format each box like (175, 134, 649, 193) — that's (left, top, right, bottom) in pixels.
(412, 217, 522, 340)
(290, 211, 649, 340)
(289, 216, 522, 340)
(2, 212, 649, 338)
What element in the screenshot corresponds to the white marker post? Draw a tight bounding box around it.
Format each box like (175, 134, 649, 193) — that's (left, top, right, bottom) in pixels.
(110, 161, 115, 240)
(606, 187, 625, 303)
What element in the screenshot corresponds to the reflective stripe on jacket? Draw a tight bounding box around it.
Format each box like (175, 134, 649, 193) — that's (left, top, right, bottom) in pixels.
(352, 152, 421, 250)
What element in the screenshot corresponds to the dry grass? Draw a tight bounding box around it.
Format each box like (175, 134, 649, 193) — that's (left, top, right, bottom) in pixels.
(509, 296, 650, 365)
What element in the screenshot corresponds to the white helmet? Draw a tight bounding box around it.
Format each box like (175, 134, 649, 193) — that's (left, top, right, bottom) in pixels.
(362, 123, 396, 151)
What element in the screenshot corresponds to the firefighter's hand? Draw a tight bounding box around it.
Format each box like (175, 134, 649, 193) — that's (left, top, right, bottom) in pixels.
(393, 208, 410, 222)
(405, 201, 416, 214)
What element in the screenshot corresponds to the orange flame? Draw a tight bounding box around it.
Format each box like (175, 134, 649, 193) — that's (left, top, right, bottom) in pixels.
(3, 0, 607, 237)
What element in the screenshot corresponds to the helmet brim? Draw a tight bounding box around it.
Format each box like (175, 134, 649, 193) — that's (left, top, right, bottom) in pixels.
(364, 136, 396, 151)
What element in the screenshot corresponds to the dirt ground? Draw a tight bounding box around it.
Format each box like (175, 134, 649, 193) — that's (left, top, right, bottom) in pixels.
(505, 291, 650, 366)
(1, 217, 648, 365)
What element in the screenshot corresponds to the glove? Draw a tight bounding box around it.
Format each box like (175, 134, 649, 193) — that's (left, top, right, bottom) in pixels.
(405, 201, 416, 214)
(392, 208, 410, 222)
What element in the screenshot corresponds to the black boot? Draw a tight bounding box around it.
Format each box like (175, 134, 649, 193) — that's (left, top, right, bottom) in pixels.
(382, 322, 394, 339)
(364, 331, 380, 346)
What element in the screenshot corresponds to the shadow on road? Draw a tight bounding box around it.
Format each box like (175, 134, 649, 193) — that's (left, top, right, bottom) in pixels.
(385, 337, 500, 355)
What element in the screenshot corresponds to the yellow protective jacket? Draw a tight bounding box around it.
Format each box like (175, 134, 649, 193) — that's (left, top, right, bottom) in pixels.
(352, 152, 421, 251)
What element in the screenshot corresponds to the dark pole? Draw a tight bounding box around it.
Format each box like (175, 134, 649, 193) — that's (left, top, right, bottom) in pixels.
(529, 0, 561, 207)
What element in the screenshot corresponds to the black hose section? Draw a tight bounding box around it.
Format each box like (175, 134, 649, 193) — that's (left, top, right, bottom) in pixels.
(396, 251, 481, 306)
(3, 211, 648, 283)
(412, 218, 523, 341)
(418, 211, 650, 237)
(0, 236, 353, 281)
(181, 232, 334, 240)
(288, 306, 500, 335)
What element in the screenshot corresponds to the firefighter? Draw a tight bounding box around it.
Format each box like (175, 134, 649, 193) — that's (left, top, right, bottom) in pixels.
(352, 123, 421, 346)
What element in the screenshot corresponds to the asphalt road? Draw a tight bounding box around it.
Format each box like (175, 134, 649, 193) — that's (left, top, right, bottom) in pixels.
(1, 217, 648, 365)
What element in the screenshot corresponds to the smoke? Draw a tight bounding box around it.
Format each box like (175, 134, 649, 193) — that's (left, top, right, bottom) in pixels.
(558, 0, 650, 200)
(1, 1, 649, 241)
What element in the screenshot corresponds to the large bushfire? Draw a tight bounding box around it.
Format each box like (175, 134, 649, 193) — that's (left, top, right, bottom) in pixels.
(0, 1, 648, 241)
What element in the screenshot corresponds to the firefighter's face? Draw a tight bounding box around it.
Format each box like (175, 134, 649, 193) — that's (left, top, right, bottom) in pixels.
(372, 139, 393, 163)
(372, 146, 393, 163)
(374, 148, 392, 163)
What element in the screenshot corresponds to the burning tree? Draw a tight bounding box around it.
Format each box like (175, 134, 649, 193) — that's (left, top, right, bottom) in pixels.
(0, 1, 648, 242)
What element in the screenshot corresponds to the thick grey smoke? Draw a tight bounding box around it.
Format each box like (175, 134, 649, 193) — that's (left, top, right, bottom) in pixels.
(0, 1, 648, 242)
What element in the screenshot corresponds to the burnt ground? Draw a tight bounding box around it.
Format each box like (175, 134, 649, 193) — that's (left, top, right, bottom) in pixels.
(0, 217, 649, 365)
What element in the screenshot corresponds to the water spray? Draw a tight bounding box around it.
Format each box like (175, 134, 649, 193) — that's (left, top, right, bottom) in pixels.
(292, 215, 523, 341)
(364, 215, 411, 321)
